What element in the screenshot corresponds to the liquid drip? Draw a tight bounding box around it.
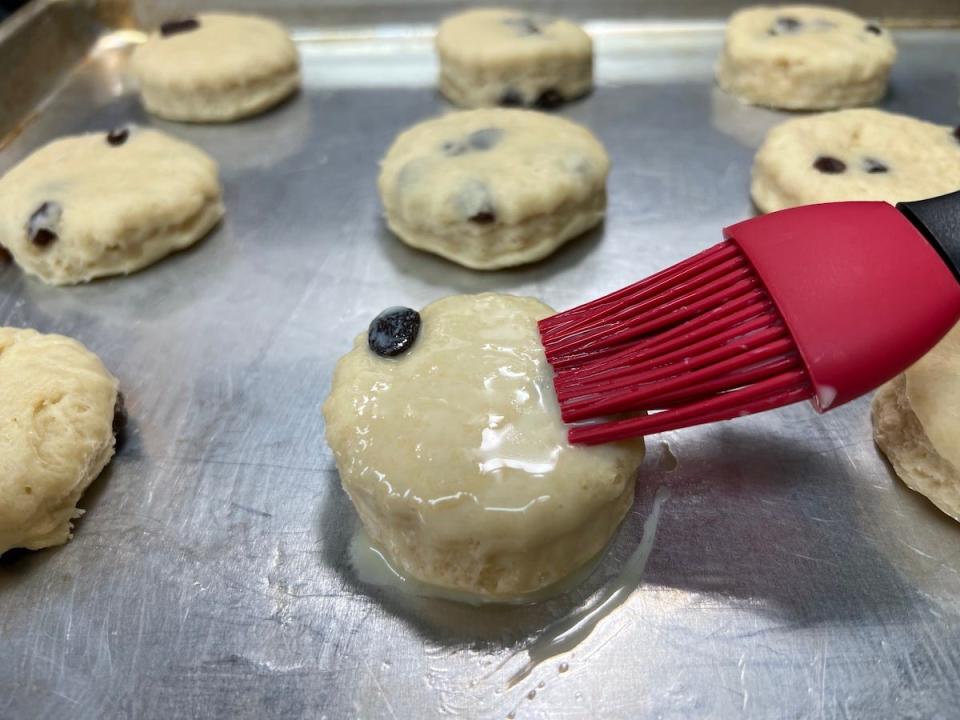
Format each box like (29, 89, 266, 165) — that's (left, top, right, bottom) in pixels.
(505, 486, 670, 687)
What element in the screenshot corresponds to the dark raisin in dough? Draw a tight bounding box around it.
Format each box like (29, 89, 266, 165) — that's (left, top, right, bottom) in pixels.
(813, 156, 846, 174)
(769, 16, 802, 35)
(953, 126, 960, 143)
(112, 392, 128, 450)
(442, 140, 469, 156)
(160, 17, 200, 37)
(499, 89, 525, 107)
(534, 89, 564, 110)
(468, 210, 496, 224)
(0, 245, 10, 263)
(862, 157, 888, 174)
(368, 307, 421, 357)
(865, 24, 883, 35)
(503, 16, 542, 36)
(467, 128, 503, 151)
(106, 128, 129, 146)
(27, 202, 62, 248)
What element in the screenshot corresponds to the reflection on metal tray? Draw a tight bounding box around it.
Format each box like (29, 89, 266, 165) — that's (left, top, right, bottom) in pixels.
(2, 2, 960, 718)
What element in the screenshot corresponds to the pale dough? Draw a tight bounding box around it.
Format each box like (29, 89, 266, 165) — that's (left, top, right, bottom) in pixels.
(873, 324, 960, 522)
(378, 109, 609, 270)
(752, 109, 960, 213)
(716, 5, 895, 110)
(323, 294, 645, 599)
(131, 13, 300, 123)
(0, 126, 223, 285)
(436, 8, 592, 109)
(0, 328, 120, 554)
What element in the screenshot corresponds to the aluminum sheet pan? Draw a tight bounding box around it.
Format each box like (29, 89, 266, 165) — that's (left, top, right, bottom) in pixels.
(2, 5, 960, 719)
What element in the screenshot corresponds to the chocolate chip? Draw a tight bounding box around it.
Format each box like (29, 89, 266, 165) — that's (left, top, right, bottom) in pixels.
(534, 89, 564, 110)
(160, 17, 199, 37)
(769, 16, 802, 35)
(368, 307, 421, 357)
(813, 156, 846, 174)
(467, 128, 503, 151)
(863, 157, 888, 173)
(27, 201, 62, 248)
(106, 127, 129, 146)
(499, 89, 525, 107)
(503, 16, 542, 36)
(112, 391, 128, 450)
(865, 23, 883, 35)
(468, 210, 496, 224)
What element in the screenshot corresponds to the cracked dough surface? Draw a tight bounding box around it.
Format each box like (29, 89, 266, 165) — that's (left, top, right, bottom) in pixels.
(323, 294, 645, 598)
(132, 13, 300, 122)
(751, 109, 960, 213)
(378, 109, 609, 270)
(0, 127, 223, 285)
(435, 8, 592, 109)
(873, 324, 960, 522)
(0, 328, 119, 554)
(717, 5, 895, 110)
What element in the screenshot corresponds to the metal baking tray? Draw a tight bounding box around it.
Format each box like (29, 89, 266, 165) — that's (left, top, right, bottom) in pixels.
(3, 2, 960, 718)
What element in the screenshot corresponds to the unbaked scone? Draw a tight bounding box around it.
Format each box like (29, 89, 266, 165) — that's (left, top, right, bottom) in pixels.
(0, 126, 223, 285)
(716, 5, 895, 110)
(752, 109, 960, 213)
(323, 294, 645, 599)
(436, 8, 592, 109)
(131, 13, 300, 122)
(873, 324, 960, 522)
(378, 109, 609, 270)
(0, 328, 124, 555)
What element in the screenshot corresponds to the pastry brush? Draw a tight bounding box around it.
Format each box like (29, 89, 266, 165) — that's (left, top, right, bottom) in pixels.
(539, 191, 960, 444)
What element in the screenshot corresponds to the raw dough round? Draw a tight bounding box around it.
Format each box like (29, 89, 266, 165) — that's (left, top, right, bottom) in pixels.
(131, 13, 300, 122)
(378, 109, 609, 270)
(716, 5, 895, 110)
(0, 126, 224, 285)
(0, 328, 121, 554)
(751, 109, 960, 213)
(436, 8, 592, 109)
(323, 294, 645, 599)
(873, 324, 960, 522)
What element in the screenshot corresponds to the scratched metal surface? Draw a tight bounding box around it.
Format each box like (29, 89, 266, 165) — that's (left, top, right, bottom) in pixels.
(2, 5, 960, 719)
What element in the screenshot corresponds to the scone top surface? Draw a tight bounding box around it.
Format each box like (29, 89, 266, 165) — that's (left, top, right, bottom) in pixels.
(752, 109, 960, 212)
(132, 13, 298, 88)
(323, 294, 644, 597)
(0, 328, 119, 554)
(905, 325, 960, 475)
(436, 8, 591, 68)
(379, 109, 609, 227)
(0, 127, 222, 285)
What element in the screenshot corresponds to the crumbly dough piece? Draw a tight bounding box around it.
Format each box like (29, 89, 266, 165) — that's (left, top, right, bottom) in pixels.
(0, 127, 223, 285)
(873, 324, 960, 521)
(716, 5, 896, 110)
(0, 328, 121, 554)
(436, 8, 592, 109)
(323, 294, 645, 598)
(752, 109, 960, 213)
(131, 13, 300, 122)
(378, 109, 609, 270)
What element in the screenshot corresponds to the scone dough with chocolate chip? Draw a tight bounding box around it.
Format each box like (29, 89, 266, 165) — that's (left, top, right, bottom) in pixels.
(751, 109, 960, 213)
(323, 294, 645, 598)
(0, 126, 223, 285)
(132, 13, 300, 122)
(0, 328, 123, 555)
(717, 5, 896, 110)
(436, 8, 592, 109)
(378, 109, 609, 270)
(873, 324, 960, 522)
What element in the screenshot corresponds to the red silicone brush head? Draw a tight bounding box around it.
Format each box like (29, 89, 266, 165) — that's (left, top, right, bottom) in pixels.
(540, 201, 960, 445)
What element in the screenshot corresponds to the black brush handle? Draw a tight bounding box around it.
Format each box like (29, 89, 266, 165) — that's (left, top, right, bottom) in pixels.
(898, 190, 960, 281)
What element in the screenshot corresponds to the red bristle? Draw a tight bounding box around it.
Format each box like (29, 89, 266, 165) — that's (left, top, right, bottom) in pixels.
(539, 239, 816, 442)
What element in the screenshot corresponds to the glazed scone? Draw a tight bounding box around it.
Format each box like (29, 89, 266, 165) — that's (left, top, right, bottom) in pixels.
(873, 324, 960, 521)
(752, 109, 960, 213)
(436, 8, 592, 109)
(131, 13, 300, 122)
(717, 5, 895, 110)
(0, 328, 124, 554)
(378, 109, 609, 270)
(323, 295, 645, 599)
(0, 126, 223, 285)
